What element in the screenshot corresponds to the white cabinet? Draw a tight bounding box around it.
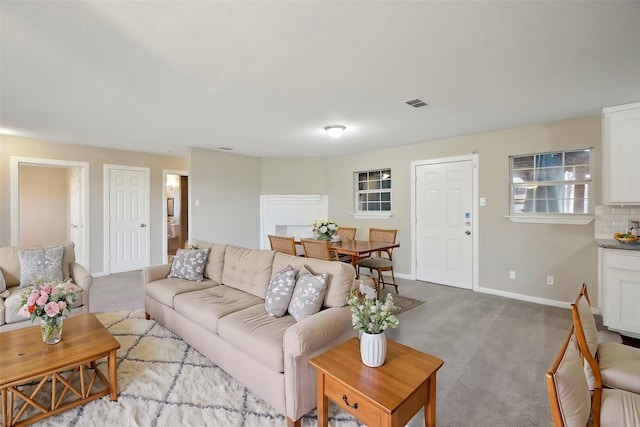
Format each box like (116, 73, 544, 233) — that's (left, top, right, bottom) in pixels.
(602, 102, 640, 205)
(599, 248, 640, 338)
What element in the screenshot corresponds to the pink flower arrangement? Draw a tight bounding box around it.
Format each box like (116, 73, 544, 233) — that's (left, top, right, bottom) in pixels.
(20, 279, 77, 323)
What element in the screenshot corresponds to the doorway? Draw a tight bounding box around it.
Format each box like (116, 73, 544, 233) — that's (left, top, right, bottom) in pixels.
(10, 156, 90, 269)
(411, 154, 478, 290)
(164, 170, 188, 263)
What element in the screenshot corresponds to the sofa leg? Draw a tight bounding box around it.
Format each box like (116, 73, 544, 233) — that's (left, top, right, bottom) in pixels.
(286, 417, 301, 427)
(145, 312, 150, 320)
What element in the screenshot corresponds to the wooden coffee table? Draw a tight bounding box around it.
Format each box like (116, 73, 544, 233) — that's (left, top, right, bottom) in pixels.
(0, 314, 120, 427)
(310, 338, 444, 427)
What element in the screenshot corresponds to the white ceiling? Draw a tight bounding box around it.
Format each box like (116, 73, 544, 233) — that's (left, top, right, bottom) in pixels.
(1, 1, 639, 158)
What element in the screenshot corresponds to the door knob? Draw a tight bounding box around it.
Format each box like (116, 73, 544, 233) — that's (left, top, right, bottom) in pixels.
(465, 230, 471, 235)
(140, 224, 147, 228)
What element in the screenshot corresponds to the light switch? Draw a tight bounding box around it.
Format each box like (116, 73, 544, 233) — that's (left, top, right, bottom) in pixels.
(480, 197, 487, 206)
(195, 199, 200, 207)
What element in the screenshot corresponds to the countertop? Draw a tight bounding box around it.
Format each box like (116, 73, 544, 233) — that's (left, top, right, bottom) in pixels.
(597, 239, 640, 250)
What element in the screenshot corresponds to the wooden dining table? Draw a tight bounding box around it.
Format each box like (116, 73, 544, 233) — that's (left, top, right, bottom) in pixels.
(327, 239, 400, 269)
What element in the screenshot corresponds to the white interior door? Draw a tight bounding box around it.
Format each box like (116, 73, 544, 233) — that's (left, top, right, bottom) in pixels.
(415, 158, 474, 289)
(107, 167, 149, 273)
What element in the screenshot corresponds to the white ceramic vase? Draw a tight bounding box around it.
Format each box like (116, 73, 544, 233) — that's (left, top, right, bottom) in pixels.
(360, 331, 387, 367)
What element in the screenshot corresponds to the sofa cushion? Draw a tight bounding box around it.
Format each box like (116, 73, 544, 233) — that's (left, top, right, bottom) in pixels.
(3, 283, 84, 324)
(0, 243, 76, 287)
(221, 246, 275, 298)
(174, 285, 264, 334)
(287, 266, 328, 322)
(264, 265, 296, 318)
(18, 246, 64, 287)
(218, 304, 296, 373)
(168, 248, 210, 281)
(145, 278, 218, 308)
(272, 252, 354, 308)
(191, 240, 227, 283)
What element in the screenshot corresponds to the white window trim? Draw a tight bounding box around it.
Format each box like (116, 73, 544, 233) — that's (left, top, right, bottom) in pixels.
(505, 214, 594, 225)
(351, 212, 393, 220)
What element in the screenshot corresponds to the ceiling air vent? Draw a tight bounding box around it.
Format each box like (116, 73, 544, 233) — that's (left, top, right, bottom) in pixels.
(404, 98, 428, 108)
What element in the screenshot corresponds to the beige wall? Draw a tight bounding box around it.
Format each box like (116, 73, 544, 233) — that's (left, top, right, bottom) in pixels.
(0, 136, 187, 273)
(18, 165, 69, 245)
(189, 147, 262, 248)
(260, 158, 327, 195)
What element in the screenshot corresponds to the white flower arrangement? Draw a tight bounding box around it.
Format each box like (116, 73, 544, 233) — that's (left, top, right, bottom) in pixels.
(347, 282, 399, 334)
(312, 219, 338, 241)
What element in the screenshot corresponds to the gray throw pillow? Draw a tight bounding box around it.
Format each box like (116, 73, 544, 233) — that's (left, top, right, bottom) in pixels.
(0, 270, 9, 298)
(264, 265, 296, 318)
(287, 266, 328, 322)
(168, 248, 210, 281)
(18, 246, 64, 287)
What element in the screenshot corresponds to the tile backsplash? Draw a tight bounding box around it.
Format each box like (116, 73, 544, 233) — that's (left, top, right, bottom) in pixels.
(595, 205, 640, 239)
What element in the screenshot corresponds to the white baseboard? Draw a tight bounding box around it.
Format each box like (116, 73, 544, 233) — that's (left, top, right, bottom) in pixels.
(92, 272, 107, 278)
(477, 286, 570, 309)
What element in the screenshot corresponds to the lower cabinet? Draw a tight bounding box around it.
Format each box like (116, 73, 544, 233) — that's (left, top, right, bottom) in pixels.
(599, 248, 640, 338)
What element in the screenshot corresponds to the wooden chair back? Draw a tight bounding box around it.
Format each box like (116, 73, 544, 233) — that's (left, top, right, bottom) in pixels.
(571, 283, 603, 389)
(336, 227, 356, 240)
(546, 326, 593, 427)
(368, 228, 397, 259)
(301, 239, 338, 261)
(268, 235, 297, 256)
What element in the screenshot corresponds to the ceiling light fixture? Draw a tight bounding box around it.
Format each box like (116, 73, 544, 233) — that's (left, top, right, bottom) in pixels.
(324, 125, 346, 138)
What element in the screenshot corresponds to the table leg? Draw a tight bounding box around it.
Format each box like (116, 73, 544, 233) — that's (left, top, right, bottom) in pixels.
(2, 388, 8, 427)
(424, 373, 437, 427)
(108, 349, 118, 401)
(317, 372, 328, 427)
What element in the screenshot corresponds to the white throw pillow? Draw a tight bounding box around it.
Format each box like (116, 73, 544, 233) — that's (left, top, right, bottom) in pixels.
(287, 266, 328, 322)
(168, 248, 210, 281)
(264, 265, 296, 318)
(18, 246, 64, 287)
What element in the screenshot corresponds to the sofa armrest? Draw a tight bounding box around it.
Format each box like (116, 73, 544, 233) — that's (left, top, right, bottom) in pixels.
(69, 262, 93, 291)
(284, 305, 354, 357)
(142, 264, 171, 284)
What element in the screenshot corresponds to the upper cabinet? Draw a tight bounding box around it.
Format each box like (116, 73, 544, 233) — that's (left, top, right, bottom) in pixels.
(603, 102, 640, 205)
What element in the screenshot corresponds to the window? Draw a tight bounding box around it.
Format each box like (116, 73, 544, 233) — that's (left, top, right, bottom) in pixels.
(510, 149, 591, 215)
(355, 169, 391, 214)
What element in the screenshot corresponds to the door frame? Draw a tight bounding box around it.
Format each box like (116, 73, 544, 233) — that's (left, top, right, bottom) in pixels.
(162, 169, 188, 264)
(103, 164, 151, 275)
(10, 156, 90, 269)
(410, 154, 479, 291)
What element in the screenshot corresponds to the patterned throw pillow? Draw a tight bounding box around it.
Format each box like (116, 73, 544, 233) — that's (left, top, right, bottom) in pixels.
(168, 248, 210, 281)
(287, 266, 328, 322)
(264, 265, 296, 318)
(0, 270, 9, 298)
(18, 246, 64, 287)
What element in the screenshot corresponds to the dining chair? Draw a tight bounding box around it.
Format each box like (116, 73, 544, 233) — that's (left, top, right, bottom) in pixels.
(571, 283, 640, 393)
(268, 235, 297, 256)
(357, 228, 398, 295)
(336, 227, 356, 240)
(335, 227, 357, 263)
(300, 239, 339, 261)
(546, 326, 640, 427)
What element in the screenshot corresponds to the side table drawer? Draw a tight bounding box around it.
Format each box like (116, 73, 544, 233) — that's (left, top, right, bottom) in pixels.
(325, 375, 381, 426)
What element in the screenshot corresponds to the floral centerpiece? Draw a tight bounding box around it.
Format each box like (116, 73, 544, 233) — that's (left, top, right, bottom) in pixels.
(348, 282, 399, 367)
(20, 279, 77, 344)
(312, 219, 338, 241)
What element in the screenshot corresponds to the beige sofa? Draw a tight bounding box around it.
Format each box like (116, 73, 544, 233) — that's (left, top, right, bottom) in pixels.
(143, 240, 357, 427)
(0, 242, 93, 332)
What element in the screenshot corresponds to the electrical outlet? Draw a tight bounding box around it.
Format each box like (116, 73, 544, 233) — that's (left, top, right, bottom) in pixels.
(547, 275, 555, 286)
(509, 270, 516, 280)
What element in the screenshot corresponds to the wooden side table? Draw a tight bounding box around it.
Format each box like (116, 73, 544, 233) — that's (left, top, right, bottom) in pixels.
(310, 337, 443, 427)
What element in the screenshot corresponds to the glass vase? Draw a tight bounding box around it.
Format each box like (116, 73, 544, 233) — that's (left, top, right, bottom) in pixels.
(360, 331, 387, 367)
(41, 316, 63, 344)
(317, 233, 332, 241)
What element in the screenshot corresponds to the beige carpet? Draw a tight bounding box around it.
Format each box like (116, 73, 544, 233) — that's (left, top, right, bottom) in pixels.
(21, 311, 369, 427)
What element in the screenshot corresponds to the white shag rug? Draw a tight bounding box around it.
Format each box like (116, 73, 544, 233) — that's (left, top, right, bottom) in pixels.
(19, 311, 363, 427)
